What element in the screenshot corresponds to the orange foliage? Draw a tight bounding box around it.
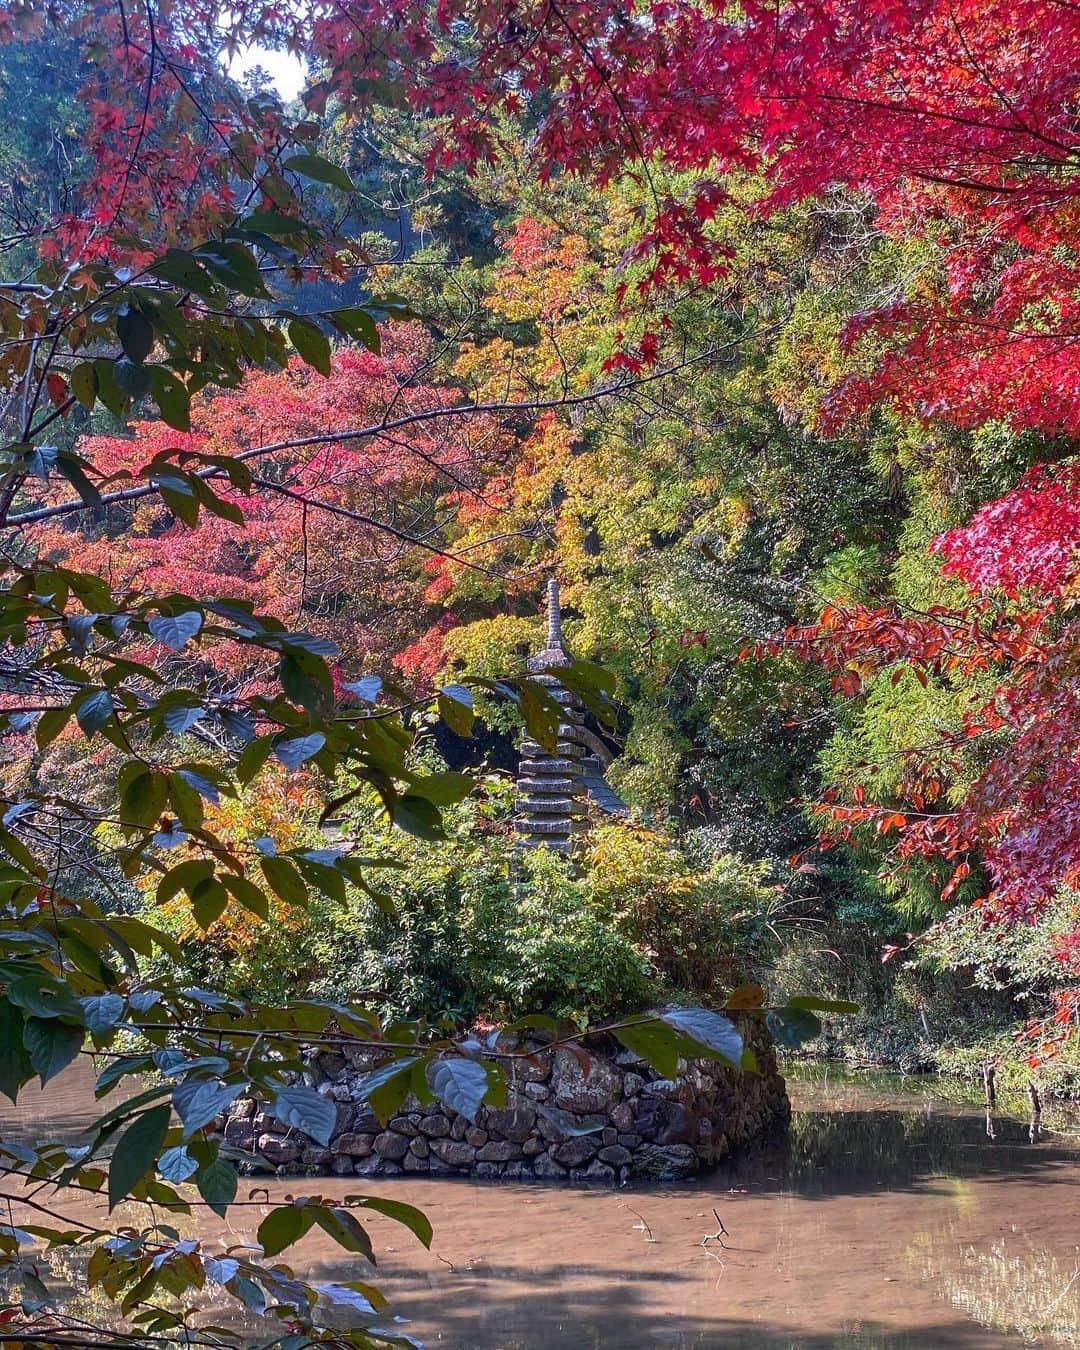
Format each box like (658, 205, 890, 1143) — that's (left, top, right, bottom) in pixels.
(33, 327, 512, 689)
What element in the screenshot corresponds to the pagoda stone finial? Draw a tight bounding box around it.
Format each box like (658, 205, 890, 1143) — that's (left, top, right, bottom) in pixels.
(528, 576, 572, 674)
(515, 579, 588, 857)
(546, 577, 564, 648)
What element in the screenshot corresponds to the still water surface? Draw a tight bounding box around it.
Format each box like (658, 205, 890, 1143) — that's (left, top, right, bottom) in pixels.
(5, 1062, 1080, 1348)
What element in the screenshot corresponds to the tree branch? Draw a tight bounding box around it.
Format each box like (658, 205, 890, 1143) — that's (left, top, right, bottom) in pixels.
(7, 337, 767, 532)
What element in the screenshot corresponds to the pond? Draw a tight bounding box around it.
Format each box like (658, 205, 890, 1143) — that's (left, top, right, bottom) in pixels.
(4, 1061, 1080, 1347)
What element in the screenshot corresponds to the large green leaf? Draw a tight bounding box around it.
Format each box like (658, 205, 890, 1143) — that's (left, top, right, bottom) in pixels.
(612, 1020, 680, 1078)
(158, 1146, 198, 1184)
(92, 357, 128, 417)
(81, 993, 126, 1038)
(157, 858, 214, 905)
(113, 356, 151, 399)
(437, 684, 474, 737)
(328, 305, 381, 352)
(427, 1056, 488, 1123)
(108, 1104, 171, 1210)
(149, 249, 220, 298)
(272, 1085, 336, 1147)
(173, 1079, 246, 1138)
(197, 1157, 238, 1217)
(7, 972, 84, 1024)
(271, 732, 326, 768)
(767, 1006, 824, 1049)
(117, 306, 154, 363)
(23, 1016, 84, 1086)
(519, 679, 561, 751)
(35, 706, 71, 749)
(148, 611, 203, 651)
(347, 1197, 432, 1249)
(0, 1000, 32, 1103)
(221, 872, 269, 919)
(660, 1006, 743, 1067)
(76, 689, 114, 737)
(167, 770, 205, 830)
(257, 1203, 314, 1257)
(313, 1207, 375, 1262)
(392, 794, 445, 841)
(279, 651, 330, 711)
(149, 366, 191, 431)
(194, 241, 270, 298)
(407, 772, 474, 807)
(557, 659, 619, 727)
(191, 878, 228, 929)
(283, 153, 356, 192)
(120, 765, 167, 829)
(260, 856, 308, 907)
(287, 316, 332, 377)
(70, 361, 98, 409)
(355, 1056, 418, 1125)
(237, 206, 312, 238)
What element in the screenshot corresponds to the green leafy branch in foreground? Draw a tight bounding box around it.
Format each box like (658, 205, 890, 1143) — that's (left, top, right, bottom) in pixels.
(0, 600, 849, 1344)
(0, 142, 849, 1346)
(0, 512, 778, 1346)
(0, 249, 649, 1341)
(0, 343, 845, 1343)
(0, 968, 844, 1347)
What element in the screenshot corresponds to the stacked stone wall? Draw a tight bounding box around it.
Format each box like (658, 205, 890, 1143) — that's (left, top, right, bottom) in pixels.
(220, 1017, 789, 1184)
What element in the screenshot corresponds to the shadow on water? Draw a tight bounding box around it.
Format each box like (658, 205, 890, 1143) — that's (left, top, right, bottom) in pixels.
(289, 1258, 1035, 1349)
(368, 1293, 1033, 1349)
(219, 1069, 1080, 1348)
(5, 1061, 1080, 1347)
(273, 1248, 1073, 1349)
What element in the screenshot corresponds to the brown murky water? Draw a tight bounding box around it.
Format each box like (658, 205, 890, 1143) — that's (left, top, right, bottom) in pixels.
(4, 1062, 1080, 1347)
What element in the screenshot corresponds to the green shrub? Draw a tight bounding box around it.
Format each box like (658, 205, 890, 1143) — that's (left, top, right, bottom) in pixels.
(473, 845, 656, 1020)
(142, 775, 776, 1024)
(585, 823, 781, 1001)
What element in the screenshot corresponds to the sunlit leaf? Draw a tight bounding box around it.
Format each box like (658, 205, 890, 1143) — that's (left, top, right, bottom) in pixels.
(427, 1056, 488, 1123)
(272, 1085, 336, 1147)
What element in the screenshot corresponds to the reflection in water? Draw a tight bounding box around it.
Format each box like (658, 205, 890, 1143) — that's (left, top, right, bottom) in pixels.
(911, 1231, 1080, 1347)
(2, 1061, 1079, 1348)
(757, 1082, 1076, 1193)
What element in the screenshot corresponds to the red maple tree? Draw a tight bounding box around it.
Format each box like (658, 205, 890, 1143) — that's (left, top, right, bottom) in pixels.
(7, 0, 1080, 1015)
(304, 0, 1080, 943)
(31, 327, 510, 689)
(773, 461, 1080, 1051)
(298, 0, 1079, 1034)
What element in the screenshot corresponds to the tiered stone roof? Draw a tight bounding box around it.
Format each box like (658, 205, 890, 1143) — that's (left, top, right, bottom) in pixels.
(514, 579, 589, 856)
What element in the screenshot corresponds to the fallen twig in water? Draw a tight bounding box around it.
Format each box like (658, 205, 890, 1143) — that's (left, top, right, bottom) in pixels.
(623, 1203, 655, 1242)
(701, 1207, 730, 1249)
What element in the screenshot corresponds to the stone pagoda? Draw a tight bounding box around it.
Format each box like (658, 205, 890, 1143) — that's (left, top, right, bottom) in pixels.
(514, 579, 590, 856)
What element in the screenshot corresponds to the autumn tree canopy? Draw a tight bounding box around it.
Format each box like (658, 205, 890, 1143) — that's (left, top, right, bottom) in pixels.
(0, 0, 1079, 1342)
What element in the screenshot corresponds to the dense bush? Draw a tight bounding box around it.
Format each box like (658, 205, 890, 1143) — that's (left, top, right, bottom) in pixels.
(767, 884, 1080, 1084)
(585, 824, 782, 1002)
(142, 771, 778, 1024)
